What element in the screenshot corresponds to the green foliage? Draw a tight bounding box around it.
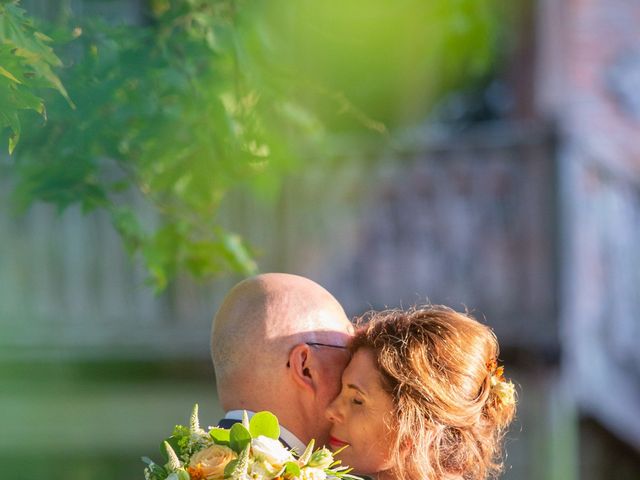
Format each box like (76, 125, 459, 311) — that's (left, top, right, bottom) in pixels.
(6, 0, 501, 289)
(224, 443, 251, 480)
(248, 411, 280, 440)
(166, 424, 191, 459)
(243, 0, 498, 130)
(146, 406, 364, 480)
(210, 427, 231, 445)
(142, 456, 168, 479)
(13, 1, 284, 288)
(0, 0, 72, 153)
(283, 461, 301, 477)
(229, 423, 251, 453)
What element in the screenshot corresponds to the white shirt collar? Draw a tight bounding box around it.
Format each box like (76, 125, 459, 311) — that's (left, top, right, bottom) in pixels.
(224, 410, 306, 453)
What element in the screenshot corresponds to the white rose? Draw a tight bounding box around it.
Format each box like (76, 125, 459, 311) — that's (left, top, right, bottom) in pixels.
(251, 435, 294, 466)
(300, 467, 328, 480)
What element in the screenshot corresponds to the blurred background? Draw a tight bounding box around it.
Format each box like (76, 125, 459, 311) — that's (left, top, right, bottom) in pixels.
(1, 0, 639, 478)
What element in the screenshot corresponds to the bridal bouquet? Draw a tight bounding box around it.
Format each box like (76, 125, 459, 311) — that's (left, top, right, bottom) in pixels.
(143, 405, 359, 480)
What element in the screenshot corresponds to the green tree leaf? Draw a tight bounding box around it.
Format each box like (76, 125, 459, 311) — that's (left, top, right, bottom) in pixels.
(0, 0, 71, 152)
(0, 65, 22, 83)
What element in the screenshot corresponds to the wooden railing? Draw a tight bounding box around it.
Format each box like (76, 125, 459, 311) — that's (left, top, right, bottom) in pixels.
(0, 121, 559, 359)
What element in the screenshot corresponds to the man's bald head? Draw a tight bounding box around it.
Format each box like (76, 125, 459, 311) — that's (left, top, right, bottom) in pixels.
(211, 273, 353, 399)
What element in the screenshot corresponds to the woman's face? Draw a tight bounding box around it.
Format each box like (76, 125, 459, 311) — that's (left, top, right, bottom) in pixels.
(325, 348, 396, 477)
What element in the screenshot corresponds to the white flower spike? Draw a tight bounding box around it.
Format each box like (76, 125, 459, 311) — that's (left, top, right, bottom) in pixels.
(163, 441, 182, 470)
(190, 403, 205, 435)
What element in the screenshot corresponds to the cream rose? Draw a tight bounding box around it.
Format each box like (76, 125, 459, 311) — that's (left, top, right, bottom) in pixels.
(188, 444, 237, 480)
(250, 435, 294, 466)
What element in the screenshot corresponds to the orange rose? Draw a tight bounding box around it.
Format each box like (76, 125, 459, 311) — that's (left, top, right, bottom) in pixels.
(188, 444, 237, 480)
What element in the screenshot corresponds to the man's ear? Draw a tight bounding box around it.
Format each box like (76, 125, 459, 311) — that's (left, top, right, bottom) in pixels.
(288, 343, 315, 391)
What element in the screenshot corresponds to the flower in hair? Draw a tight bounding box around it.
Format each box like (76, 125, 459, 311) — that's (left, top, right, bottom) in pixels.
(488, 362, 516, 406)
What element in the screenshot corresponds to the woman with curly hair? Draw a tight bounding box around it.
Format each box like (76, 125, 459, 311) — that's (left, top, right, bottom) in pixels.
(325, 305, 516, 480)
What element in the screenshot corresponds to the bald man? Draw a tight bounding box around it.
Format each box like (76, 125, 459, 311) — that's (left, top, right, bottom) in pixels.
(211, 273, 353, 451)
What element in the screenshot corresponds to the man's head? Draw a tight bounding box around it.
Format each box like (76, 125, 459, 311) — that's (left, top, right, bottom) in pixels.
(211, 273, 353, 446)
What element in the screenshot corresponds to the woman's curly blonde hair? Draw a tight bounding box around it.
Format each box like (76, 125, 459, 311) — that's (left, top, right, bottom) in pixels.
(350, 305, 516, 480)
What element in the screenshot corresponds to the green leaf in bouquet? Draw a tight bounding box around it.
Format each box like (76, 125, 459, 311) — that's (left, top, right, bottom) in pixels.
(225, 443, 251, 480)
(283, 461, 301, 477)
(249, 411, 280, 440)
(210, 427, 231, 445)
(165, 424, 191, 457)
(338, 473, 363, 480)
(142, 457, 168, 480)
(223, 459, 238, 478)
(171, 424, 191, 440)
(229, 423, 252, 454)
(177, 469, 190, 480)
(298, 439, 315, 466)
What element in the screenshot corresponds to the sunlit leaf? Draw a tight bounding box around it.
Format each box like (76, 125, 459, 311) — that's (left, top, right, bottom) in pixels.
(0, 65, 22, 83)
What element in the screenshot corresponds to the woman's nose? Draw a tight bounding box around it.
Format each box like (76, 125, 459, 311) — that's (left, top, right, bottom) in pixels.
(325, 397, 342, 424)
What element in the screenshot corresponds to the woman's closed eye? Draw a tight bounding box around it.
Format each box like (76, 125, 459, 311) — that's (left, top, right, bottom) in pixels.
(351, 397, 364, 406)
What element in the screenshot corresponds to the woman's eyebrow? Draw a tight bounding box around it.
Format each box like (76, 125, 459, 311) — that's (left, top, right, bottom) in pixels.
(347, 383, 366, 394)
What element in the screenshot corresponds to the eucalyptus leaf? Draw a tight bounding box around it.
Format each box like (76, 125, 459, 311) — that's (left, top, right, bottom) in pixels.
(223, 459, 239, 478)
(210, 427, 231, 445)
(283, 461, 301, 477)
(249, 411, 280, 440)
(229, 423, 252, 454)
